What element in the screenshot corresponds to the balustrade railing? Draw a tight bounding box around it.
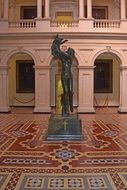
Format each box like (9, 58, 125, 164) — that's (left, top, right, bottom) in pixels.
(7, 19, 122, 30)
(50, 20, 79, 28)
(94, 19, 120, 28)
(9, 19, 36, 28)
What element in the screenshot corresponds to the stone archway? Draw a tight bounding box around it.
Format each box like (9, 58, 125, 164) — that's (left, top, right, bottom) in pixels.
(94, 52, 121, 108)
(8, 53, 35, 108)
(0, 48, 37, 112)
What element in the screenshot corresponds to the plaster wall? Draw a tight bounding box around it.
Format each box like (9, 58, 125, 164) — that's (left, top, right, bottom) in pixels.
(0, 35, 127, 112)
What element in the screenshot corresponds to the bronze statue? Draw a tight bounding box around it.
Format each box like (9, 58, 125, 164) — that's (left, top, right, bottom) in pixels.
(51, 34, 75, 116)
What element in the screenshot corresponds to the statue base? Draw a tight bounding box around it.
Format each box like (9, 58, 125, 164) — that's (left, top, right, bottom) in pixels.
(46, 114, 82, 140)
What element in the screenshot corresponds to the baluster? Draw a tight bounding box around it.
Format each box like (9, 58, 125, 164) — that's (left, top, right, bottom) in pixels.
(112, 21, 115, 28)
(25, 22, 27, 28)
(21, 21, 23, 28)
(100, 21, 102, 28)
(96, 21, 99, 28)
(28, 21, 32, 28)
(26, 21, 29, 28)
(107, 21, 109, 28)
(106, 21, 108, 28)
(22, 21, 24, 28)
(117, 22, 120, 28)
(108, 21, 110, 28)
(116, 21, 119, 28)
(16, 22, 19, 28)
(70, 21, 72, 27)
(104, 21, 106, 28)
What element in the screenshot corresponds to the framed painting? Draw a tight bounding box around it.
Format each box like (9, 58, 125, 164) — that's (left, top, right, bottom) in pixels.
(20, 6, 44, 19)
(85, 6, 108, 19)
(94, 59, 113, 93)
(16, 60, 35, 93)
(92, 6, 108, 19)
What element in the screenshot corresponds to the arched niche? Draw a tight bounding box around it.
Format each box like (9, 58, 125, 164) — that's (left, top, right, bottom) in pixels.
(94, 52, 121, 108)
(8, 52, 35, 107)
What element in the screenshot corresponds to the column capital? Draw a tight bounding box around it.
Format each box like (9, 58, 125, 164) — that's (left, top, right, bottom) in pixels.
(120, 65, 127, 70)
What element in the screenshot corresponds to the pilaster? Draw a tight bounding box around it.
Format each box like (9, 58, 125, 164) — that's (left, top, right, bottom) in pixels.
(0, 66, 10, 112)
(34, 66, 51, 113)
(118, 66, 127, 112)
(78, 66, 95, 113)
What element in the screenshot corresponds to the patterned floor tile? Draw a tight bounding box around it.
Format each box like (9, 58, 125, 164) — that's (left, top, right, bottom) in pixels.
(0, 172, 13, 190)
(15, 173, 117, 190)
(118, 172, 127, 188)
(0, 107, 127, 190)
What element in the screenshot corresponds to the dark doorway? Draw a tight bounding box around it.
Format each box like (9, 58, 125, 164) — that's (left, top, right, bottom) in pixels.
(16, 60, 35, 93)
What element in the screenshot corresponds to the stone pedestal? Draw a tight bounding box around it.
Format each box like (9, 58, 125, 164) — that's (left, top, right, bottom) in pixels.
(46, 114, 82, 140)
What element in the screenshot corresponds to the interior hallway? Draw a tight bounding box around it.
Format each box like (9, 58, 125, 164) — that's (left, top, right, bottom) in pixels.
(0, 107, 127, 190)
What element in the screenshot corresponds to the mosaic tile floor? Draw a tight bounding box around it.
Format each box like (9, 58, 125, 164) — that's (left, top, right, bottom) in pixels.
(0, 107, 127, 190)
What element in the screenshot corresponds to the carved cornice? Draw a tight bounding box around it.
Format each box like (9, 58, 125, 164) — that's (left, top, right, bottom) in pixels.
(120, 66, 127, 70)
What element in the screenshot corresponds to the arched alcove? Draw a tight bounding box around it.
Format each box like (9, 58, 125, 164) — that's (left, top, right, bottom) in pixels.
(94, 52, 121, 108)
(8, 52, 35, 108)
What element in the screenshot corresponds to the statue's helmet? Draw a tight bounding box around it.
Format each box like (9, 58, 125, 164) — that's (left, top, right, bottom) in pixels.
(67, 47, 75, 57)
(54, 34, 64, 44)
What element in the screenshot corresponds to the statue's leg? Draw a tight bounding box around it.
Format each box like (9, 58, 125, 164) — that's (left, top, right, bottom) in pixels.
(61, 93, 69, 116)
(65, 93, 69, 116)
(68, 77, 73, 112)
(61, 94, 65, 116)
(69, 91, 73, 112)
(61, 77, 71, 116)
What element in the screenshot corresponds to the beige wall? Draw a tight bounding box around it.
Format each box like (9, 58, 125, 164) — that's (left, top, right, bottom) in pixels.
(0, 35, 126, 112)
